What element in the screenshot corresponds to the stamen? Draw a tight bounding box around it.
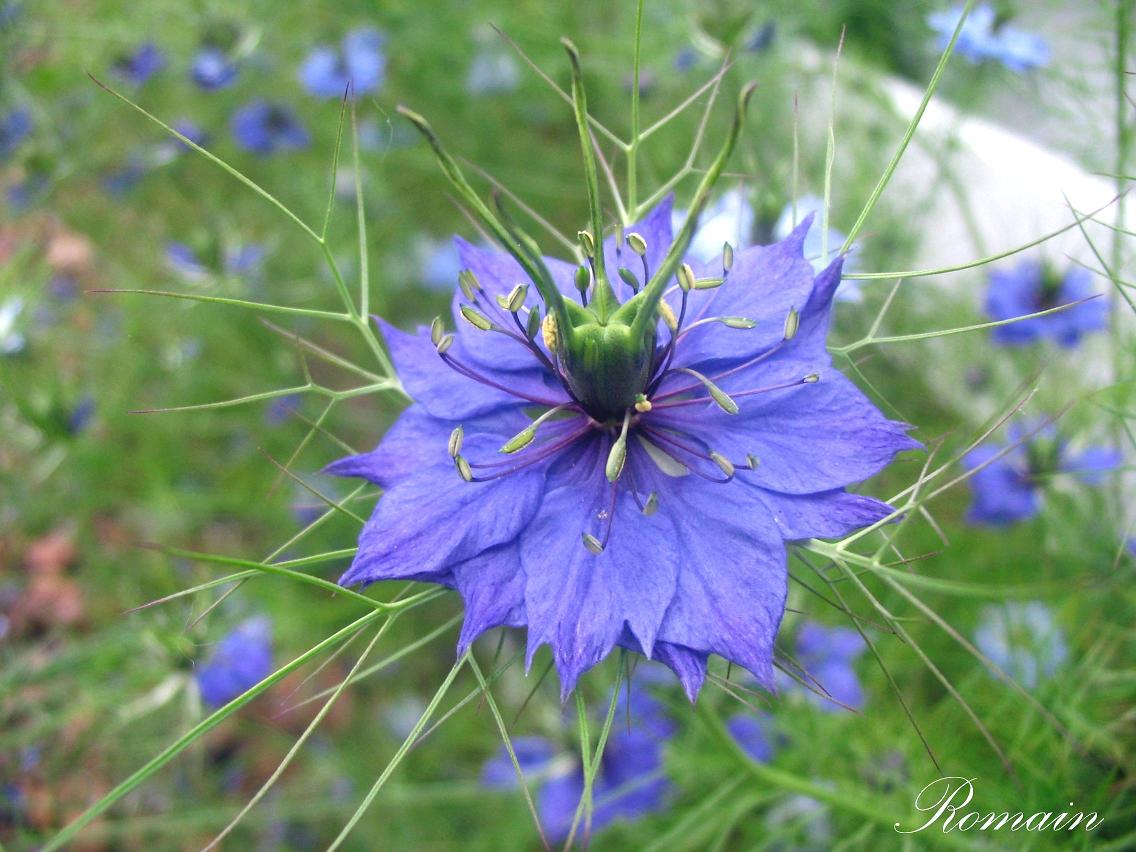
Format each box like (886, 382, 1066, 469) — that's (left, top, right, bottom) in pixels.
(436, 333, 455, 355)
(454, 455, 473, 482)
(640, 427, 733, 483)
(438, 351, 564, 406)
(574, 264, 590, 306)
(642, 491, 659, 515)
(460, 304, 495, 331)
(448, 426, 464, 458)
(582, 533, 604, 554)
(468, 422, 591, 482)
(783, 306, 800, 340)
(498, 404, 574, 454)
(626, 232, 647, 257)
(541, 313, 559, 352)
(605, 409, 633, 483)
(430, 316, 445, 345)
(497, 283, 528, 313)
(652, 374, 818, 411)
(617, 266, 641, 294)
(577, 229, 596, 258)
(723, 241, 734, 275)
(458, 268, 481, 301)
(677, 262, 696, 293)
(634, 393, 652, 413)
(672, 367, 739, 415)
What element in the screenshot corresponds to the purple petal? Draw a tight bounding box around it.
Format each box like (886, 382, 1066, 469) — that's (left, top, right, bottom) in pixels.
(453, 543, 528, 654)
(754, 488, 895, 540)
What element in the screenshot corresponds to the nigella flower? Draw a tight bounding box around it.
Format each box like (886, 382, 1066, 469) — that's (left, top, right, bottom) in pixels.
(330, 76, 916, 700)
(230, 100, 310, 155)
(986, 261, 1107, 348)
(195, 616, 273, 708)
(329, 191, 916, 698)
(973, 601, 1067, 689)
(0, 106, 32, 160)
(166, 240, 266, 282)
(783, 621, 867, 712)
(963, 422, 1120, 527)
(299, 28, 386, 99)
(110, 41, 166, 85)
(928, 4, 1049, 72)
(191, 46, 239, 90)
(466, 48, 521, 95)
(726, 711, 776, 762)
(481, 679, 673, 841)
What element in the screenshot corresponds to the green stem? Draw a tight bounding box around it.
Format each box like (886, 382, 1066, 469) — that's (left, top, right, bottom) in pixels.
(625, 83, 756, 340)
(562, 38, 617, 321)
(628, 0, 645, 213)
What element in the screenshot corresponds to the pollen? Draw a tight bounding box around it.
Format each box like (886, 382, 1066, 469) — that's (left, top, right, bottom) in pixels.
(541, 312, 559, 352)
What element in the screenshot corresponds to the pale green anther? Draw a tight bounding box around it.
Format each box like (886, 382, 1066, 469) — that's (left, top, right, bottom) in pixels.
(746, 453, 760, 470)
(458, 268, 482, 299)
(448, 425, 464, 458)
(634, 393, 652, 413)
(678, 262, 696, 293)
(618, 266, 640, 292)
(783, 307, 800, 340)
(677, 367, 739, 415)
(642, 492, 659, 516)
(803, 373, 820, 383)
(525, 307, 541, 339)
(710, 451, 735, 478)
(693, 276, 725, 290)
(721, 317, 757, 329)
(436, 333, 455, 355)
(574, 265, 591, 294)
(605, 438, 627, 483)
(582, 533, 604, 554)
(460, 304, 494, 331)
(454, 455, 473, 482)
(615, 221, 624, 248)
(723, 241, 734, 273)
(504, 282, 528, 313)
(430, 316, 444, 345)
(499, 426, 536, 454)
(627, 232, 648, 256)
(606, 409, 633, 483)
(577, 229, 596, 258)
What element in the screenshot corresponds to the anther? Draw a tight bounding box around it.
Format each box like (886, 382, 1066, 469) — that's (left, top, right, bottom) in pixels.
(582, 533, 605, 554)
(497, 283, 528, 313)
(436, 333, 455, 355)
(720, 317, 757, 329)
(526, 307, 541, 339)
(448, 425, 464, 458)
(574, 265, 591, 298)
(642, 492, 659, 515)
(460, 304, 494, 331)
(783, 307, 800, 341)
(677, 262, 696, 293)
(458, 269, 482, 300)
(693, 276, 725, 290)
(710, 451, 735, 478)
(627, 232, 648, 256)
(577, 229, 596, 257)
(541, 313, 559, 352)
(803, 373, 820, 383)
(659, 301, 678, 331)
(746, 453, 760, 470)
(676, 367, 739, 415)
(634, 393, 652, 413)
(500, 426, 536, 454)
(723, 241, 734, 274)
(605, 409, 633, 483)
(618, 266, 641, 293)
(454, 454, 473, 482)
(430, 316, 445, 345)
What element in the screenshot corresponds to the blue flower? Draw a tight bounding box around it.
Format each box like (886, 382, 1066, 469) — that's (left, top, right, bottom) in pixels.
(111, 42, 166, 85)
(726, 711, 776, 762)
(102, 156, 148, 196)
(171, 119, 208, 151)
(928, 5, 1049, 72)
(299, 28, 386, 99)
(195, 616, 273, 708)
(328, 194, 917, 700)
(67, 395, 96, 435)
(265, 393, 302, 425)
(481, 678, 673, 841)
(466, 49, 521, 95)
(789, 621, 867, 712)
(230, 100, 310, 155)
(167, 240, 265, 281)
(986, 261, 1107, 348)
(191, 46, 239, 90)
(964, 422, 1119, 527)
(0, 296, 26, 356)
(418, 238, 463, 290)
(0, 106, 32, 160)
(973, 601, 1067, 689)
